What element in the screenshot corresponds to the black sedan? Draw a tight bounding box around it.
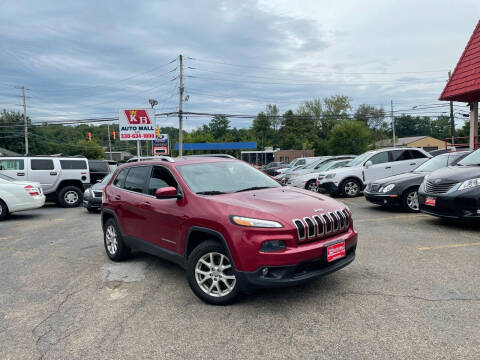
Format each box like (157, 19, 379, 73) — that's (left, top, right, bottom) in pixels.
(83, 173, 112, 212)
(418, 149, 480, 220)
(262, 162, 288, 176)
(364, 151, 470, 212)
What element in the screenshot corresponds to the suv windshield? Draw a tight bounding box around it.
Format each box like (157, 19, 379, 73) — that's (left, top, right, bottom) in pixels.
(457, 149, 480, 166)
(101, 173, 113, 185)
(345, 152, 373, 167)
(177, 161, 281, 194)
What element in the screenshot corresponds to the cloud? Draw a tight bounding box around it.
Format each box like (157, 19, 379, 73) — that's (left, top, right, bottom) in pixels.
(0, 0, 479, 130)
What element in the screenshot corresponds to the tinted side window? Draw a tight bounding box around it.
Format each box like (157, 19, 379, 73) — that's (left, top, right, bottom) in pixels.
(89, 161, 109, 172)
(409, 150, 428, 159)
(391, 150, 411, 161)
(113, 168, 129, 188)
(124, 166, 150, 193)
(31, 159, 54, 170)
(369, 152, 389, 165)
(0, 159, 24, 170)
(297, 160, 306, 165)
(60, 160, 87, 170)
(148, 166, 178, 196)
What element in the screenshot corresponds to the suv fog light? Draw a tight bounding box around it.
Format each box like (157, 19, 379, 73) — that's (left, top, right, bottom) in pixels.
(477, 209, 480, 215)
(259, 240, 286, 252)
(262, 268, 269, 276)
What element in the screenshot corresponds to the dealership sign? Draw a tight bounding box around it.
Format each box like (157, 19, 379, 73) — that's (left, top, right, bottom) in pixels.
(152, 134, 169, 155)
(119, 109, 155, 141)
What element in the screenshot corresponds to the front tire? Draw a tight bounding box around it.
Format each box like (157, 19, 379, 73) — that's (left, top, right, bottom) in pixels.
(0, 200, 9, 221)
(57, 186, 83, 208)
(187, 240, 239, 305)
(103, 218, 130, 261)
(341, 179, 361, 197)
(305, 180, 317, 192)
(402, 188, 419, 212)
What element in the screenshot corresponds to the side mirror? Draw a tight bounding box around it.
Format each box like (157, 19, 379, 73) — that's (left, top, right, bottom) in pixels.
(364, 160, 373, 169)
(155, 187, 180, 199)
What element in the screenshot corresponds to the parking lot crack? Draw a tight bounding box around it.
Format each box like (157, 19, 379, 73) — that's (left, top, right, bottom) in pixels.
(338, 291, 480, 302)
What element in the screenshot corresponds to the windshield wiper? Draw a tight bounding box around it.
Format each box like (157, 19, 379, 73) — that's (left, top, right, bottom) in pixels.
(234, 186, 274, 193)
(196, 191, 228, 195)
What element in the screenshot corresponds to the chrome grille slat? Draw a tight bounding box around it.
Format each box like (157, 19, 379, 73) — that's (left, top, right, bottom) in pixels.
(303, 217, 315, 239)
(294, 209, 350, 242)
(313, 215, 324, 236)
(425, 181, 457, 194)
(293, 219, 305, 241)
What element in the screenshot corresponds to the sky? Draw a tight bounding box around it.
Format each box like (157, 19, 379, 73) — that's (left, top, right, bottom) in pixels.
(0, 0, 479, 130)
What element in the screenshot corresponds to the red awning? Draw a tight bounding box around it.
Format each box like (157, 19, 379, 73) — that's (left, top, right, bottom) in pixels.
(439, 20, 480, 102)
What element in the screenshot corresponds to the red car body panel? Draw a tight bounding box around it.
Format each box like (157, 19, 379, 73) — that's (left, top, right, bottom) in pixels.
(103, 157, 357, 281)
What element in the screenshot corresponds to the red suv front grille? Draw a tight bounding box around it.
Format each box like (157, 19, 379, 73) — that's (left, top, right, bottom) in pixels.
(293, 209, 350, 242)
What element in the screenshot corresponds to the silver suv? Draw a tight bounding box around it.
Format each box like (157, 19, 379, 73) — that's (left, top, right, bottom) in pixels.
(0, 156, 90, 207)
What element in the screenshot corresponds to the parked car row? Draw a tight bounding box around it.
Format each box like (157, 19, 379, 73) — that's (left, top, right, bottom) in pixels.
(0, 156, 115, 219)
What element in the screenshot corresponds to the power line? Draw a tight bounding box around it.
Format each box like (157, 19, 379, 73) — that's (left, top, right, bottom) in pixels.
(189, 57, 449, 75)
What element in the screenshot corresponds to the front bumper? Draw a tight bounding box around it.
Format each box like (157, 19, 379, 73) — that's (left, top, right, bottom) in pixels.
(418, 189, 480, 219)
(237, 243, 356, 289)
(364, 190, 401, 207)
(83, 196, 102, 209)
(318, 181, 339, 195)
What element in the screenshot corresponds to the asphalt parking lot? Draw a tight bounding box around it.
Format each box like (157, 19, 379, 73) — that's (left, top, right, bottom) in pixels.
(1, 198, 479, 360)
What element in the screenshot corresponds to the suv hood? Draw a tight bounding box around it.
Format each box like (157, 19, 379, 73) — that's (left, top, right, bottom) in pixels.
(206, 187, 347, 223)
(323, 165, 361, 177)
(427, 166, 480, 183)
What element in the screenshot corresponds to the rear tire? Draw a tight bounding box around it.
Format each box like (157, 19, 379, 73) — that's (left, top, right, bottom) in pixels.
(103, 218, 130, 261)
(305, 180, 317, 192)
(187, 240, 240, 305)
(0, 200, 9, 221)
(341, 179, 361, 198)
(57, 186, 83, 208)
(402, 188, 419, 212)
(87, 207, 99, 213)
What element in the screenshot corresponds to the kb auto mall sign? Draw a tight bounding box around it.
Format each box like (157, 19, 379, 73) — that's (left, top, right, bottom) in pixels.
(119, 109, 155, 140)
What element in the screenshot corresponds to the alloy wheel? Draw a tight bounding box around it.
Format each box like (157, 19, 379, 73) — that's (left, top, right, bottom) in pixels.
(64, 190, 79, 205)
(306, 181, 317, 192)
(406, 191, 419, 211)
(195, 252, 236, 298)
(345, 181, 359, 196)
(105, 224, 118, 255)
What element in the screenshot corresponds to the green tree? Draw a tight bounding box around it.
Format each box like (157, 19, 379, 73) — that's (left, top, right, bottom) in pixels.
(252, 112, 272, 149)
(354, 104, 387, 143)
(328, 121, 371, 155)
(207, 115, 230, 139)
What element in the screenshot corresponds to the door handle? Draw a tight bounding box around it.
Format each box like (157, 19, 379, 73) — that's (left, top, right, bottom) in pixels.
(385, 166, 392, 169)
(50, 172, 57, 176)
(410, 163, 416, 165)
(114, 195, 121, 200)
(17, 172, 25, 176)
(142, 201, 151, 207)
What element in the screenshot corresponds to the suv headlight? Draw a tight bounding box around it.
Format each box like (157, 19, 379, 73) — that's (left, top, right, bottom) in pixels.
(231, 216, 283, 228)
(458, 178, 480, 191)
(325, 173, 336, 179)
(381, 184, 395, 193)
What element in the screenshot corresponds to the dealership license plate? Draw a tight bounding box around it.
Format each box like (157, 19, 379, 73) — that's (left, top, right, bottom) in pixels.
(326, 241, 346, 262)
(425, 197, 436, 206)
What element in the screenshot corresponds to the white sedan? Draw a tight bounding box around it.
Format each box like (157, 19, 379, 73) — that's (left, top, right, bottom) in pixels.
(0, 173, 45, 220)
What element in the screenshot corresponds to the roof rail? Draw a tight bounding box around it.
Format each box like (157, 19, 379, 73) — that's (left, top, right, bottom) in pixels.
(186, 154, 236, 159)
(158, 156, 175, 163)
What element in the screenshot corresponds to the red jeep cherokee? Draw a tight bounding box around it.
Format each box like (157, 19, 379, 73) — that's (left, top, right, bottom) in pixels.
(101, 156, 358, 304)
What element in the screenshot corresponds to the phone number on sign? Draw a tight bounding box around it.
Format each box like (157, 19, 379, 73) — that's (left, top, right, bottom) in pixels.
(120, 133, 155, 139)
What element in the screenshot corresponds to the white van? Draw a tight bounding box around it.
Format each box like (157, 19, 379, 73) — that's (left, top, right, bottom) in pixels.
(317, 148, 432, 197)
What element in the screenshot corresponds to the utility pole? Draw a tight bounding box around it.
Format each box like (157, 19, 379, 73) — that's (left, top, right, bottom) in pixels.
(448, 71, 455, 145)
(391, 100, 396, 148)
(107, 123, 112, 160)
(15, 86, 29, 155)
(178, 54, 184, 156)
